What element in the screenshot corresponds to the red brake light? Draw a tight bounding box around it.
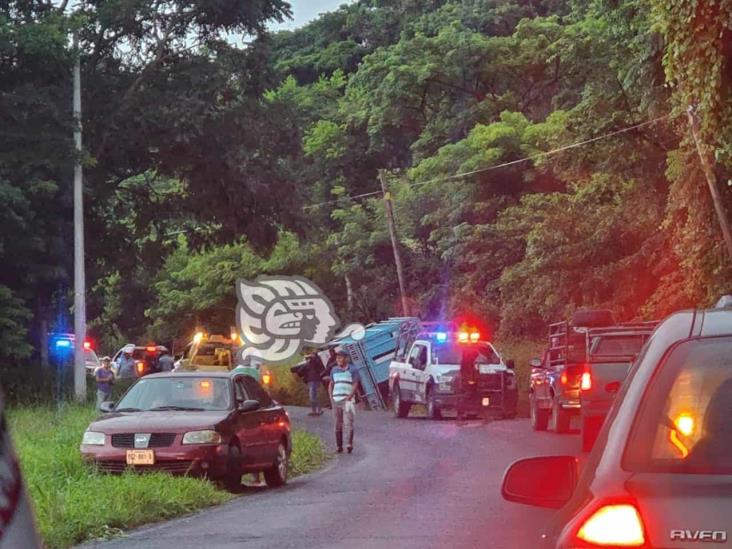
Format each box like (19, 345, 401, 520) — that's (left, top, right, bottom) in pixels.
(576, 503, 646, 546)
(581, 368, 592, 391)
(560, 372, 568, 386)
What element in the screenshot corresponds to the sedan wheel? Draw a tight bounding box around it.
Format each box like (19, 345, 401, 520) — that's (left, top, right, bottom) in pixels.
(264, 443, 288, 488)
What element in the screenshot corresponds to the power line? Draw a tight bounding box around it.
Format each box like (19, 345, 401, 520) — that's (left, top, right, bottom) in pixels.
(302, 113, 672, 210)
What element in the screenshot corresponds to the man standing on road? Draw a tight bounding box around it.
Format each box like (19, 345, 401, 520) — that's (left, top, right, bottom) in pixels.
(158, 349, 174, 372)
(117, 345, 136, 379)
(328, 350, 360, 454)
(304, 348, 325, 416)
(95, 357, 114, 410)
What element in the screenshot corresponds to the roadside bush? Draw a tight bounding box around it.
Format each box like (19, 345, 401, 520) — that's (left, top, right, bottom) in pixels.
(494, 339, 544, 417)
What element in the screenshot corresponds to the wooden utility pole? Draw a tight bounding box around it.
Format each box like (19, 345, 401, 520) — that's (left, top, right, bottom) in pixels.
(72, 34, 87, 402)
(687, 105, 732, 262)
(379, 170, 409, 316)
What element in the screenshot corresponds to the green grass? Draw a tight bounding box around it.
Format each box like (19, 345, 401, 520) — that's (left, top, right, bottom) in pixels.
(9, 404, 326, 548)
(495, 338, 544, 417)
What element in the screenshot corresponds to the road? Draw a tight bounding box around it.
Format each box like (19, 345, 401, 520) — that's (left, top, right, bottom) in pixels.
(81, 407, 580, 549)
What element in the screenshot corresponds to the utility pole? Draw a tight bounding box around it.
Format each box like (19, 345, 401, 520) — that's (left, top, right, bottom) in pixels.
(687, 105, 732, 262)
(379, 170, 409, 316)
(72, 33, 87, 402)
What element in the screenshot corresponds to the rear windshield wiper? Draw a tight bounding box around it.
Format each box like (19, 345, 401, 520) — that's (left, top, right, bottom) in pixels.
(147, 406, 205, 411)
(115, 407, 141, 412)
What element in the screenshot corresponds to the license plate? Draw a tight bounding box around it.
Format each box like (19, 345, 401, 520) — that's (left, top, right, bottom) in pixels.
(482, 397, 490, 407)
(126, 449, 154, 465)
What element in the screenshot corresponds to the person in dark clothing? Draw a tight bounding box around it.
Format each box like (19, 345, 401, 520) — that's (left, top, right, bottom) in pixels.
(457, 348, 479, 419)
(304, 348, 325, 416)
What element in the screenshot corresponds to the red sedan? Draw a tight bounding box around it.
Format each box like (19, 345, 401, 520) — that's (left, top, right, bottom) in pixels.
(80, 372, 290, 490)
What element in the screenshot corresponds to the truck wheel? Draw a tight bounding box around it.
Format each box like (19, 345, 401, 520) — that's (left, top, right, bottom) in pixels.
(530, 393, 549, 431)
(551, 397, 571, 434)
(426, 386, 442, 420)
(392, 382, 410, 418)
(581, 417, 601, 452)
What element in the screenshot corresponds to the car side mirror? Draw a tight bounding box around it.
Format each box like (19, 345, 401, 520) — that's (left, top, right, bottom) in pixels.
(506, 359, 515, 370)
(239, 399, 260, 413)
(501, 456, 578, 509)
(100, 401, 115, 413)
(529, 358, 543, 368)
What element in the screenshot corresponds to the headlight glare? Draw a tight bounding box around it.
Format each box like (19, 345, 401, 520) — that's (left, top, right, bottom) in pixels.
(82, 431, 105, 445)
(182, 430, 222, 445)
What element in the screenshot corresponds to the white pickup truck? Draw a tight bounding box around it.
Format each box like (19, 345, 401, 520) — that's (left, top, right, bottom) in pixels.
(388, 334, 517, 420)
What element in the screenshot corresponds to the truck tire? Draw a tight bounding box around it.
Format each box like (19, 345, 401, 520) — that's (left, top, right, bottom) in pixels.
(551, 397, 572, 434)
(426, 386, 442, 420)
(581, 417, 601, 452)
(530, 393, 549, 431)
(571, 309, 615, 328)
(392, 382, 410, 418)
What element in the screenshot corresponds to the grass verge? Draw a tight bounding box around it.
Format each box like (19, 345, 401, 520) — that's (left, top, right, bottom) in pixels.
(9, 404, 326, 548)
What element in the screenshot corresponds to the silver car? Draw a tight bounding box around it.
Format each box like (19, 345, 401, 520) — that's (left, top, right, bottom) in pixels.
(502, 297, 732, 548)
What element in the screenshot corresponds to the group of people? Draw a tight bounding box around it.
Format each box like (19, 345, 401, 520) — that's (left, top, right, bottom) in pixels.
(301, 347, 360, 454)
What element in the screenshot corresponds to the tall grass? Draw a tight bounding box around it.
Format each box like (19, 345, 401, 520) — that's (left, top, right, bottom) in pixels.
(494, 338, 544, 417)
(9, 404, 326, 548)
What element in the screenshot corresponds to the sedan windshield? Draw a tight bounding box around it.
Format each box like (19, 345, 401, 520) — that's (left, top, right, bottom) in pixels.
(116, 377, 232, 412)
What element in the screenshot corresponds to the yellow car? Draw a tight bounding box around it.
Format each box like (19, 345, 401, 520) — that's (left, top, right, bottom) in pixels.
(175, 333, 240, 373)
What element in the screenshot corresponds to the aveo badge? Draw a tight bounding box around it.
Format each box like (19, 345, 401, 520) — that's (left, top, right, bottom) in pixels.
(236, 276, 364, 364)
(670, 530, 727, 543)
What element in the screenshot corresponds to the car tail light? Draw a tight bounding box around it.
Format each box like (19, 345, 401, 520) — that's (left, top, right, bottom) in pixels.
(146, 346, 156, 353)
(136, 361, 145, 374)
(581, 366, 592, 391)
(560, 372, 568, 386)
(576, 503, 646, 547)
(261, 372, 272, 386)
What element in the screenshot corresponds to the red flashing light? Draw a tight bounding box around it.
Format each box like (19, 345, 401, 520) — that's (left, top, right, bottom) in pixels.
(146, 346, 157, 353)
(576, 503, 646, 546)
(469, 332, 480, 342)
(581, 368, 592, 391)
(457, 332, 469, 343)
(83, 340, 92, 351)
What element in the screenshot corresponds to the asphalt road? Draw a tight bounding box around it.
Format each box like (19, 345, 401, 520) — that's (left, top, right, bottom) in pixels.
(81, 407, 580, 549)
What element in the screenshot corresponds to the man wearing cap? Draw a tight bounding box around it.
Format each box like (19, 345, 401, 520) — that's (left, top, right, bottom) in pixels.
(95, 357, 115, 410)
(328, 350, 360, 454)
(117, 345, 136, 379)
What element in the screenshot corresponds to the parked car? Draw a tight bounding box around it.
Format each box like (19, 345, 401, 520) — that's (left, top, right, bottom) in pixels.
(80, 371, 291, 490)
(175, 333, 239, 373)
(389, 326, 517, 420)
(579, 323, 656, 451)
(530, 309, 616, 434)
(502, 297, 732, 548)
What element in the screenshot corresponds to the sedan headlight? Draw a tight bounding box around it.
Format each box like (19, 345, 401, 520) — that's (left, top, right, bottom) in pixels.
(82, 431, 106, 446)
(182, 430, 222, 445)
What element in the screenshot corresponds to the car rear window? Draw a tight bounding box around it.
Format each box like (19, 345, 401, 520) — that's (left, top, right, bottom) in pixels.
(624, 336, 732, 474)
(590, 334, 646, 357)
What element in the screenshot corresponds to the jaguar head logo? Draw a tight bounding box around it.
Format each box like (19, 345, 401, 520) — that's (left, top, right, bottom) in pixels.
(236, 276, 340, 363)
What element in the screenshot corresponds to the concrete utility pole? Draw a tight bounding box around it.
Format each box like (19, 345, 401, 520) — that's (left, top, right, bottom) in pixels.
(687, 105, 732, 262)
(378, 170, 409, 316)
(73, 33, 87, 402)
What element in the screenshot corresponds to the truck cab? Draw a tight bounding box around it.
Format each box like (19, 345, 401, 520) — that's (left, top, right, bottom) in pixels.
(389, 330, 517, 420)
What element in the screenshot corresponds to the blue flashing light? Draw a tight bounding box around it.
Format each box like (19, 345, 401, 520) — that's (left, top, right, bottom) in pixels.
(55, 339, 72, 349)
(435, 332, 448, 343)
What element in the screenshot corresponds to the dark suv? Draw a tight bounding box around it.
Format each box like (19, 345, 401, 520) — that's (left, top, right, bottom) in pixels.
(502, 297, 732, 548)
